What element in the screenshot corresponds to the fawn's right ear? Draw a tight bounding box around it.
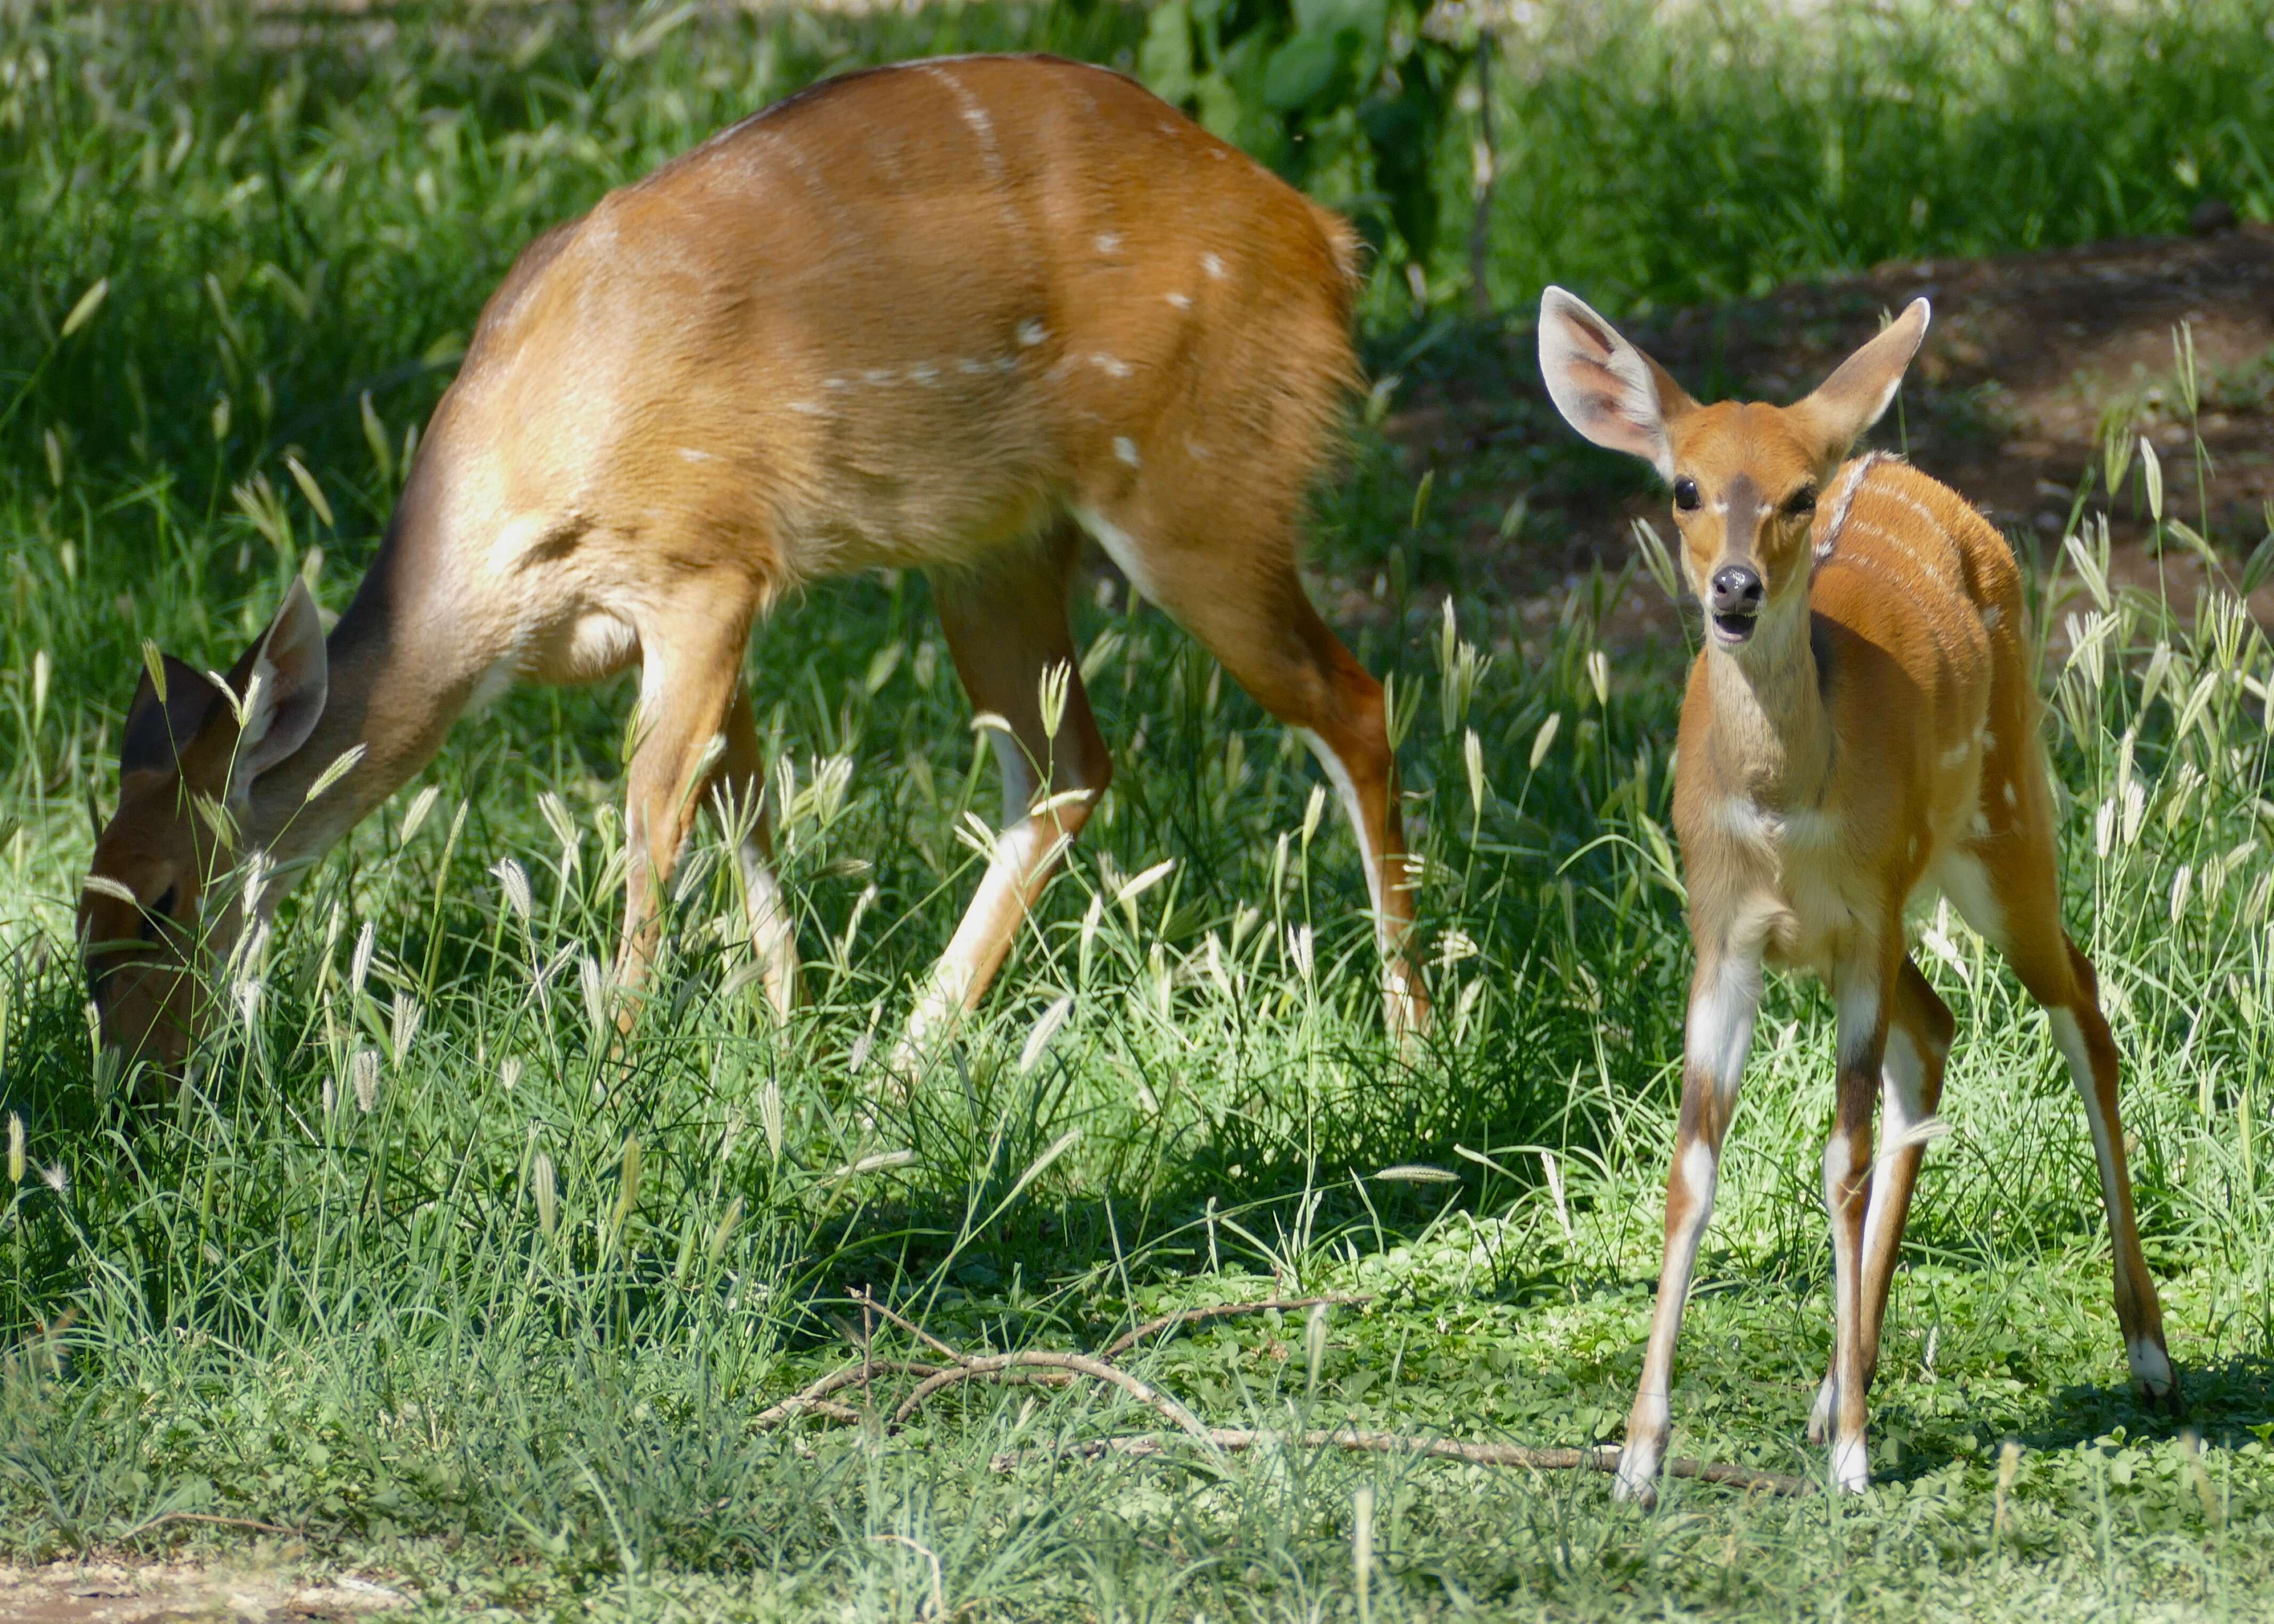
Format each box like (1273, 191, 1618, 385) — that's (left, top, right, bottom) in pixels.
(121, 654, 224, 777)
(1537, 286, 1697, 483)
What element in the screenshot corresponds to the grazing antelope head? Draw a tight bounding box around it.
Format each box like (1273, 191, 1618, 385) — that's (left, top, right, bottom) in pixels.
(81, 580, 326, 1073)
(1538, 285, 1928, 652)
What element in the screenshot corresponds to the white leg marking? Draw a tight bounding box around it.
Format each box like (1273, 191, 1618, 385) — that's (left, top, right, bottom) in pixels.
(1294, 726, 1383, 919)
(2127, 1334, 2175, 1393)
(1831, 1435, 1871, 1493)
(1834, 977, 1882, 1071)
(1686, 957, 1762, 1101)
(904, 819, 1051, 1047)
(1935, 850, 2008, 947)
(1619, 1138, 1721, 1503)
(1070, 505, 1162, 604)
(2049, 1008, 2126, 1226)
(987, 724, 1041, 828)
(737, 839, 799, 1018)
(467, 656, 517, 714)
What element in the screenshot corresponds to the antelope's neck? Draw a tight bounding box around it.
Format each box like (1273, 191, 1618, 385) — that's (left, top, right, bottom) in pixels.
(244, 516, 481, 880)
(1701, 609, 1831, 810)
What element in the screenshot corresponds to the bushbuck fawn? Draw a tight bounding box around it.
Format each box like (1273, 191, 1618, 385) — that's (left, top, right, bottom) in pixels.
(78, 55, 1427, 1073)
(1538, 287, 2177, 1497)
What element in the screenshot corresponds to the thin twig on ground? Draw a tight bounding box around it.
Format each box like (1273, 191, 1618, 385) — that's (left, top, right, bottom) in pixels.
(118, 1510, 305, 1540)
(850, 1286, 968, 1364)
(894, 1351, 1208, 1435)
(988, 1429, 1814, 1497)
(1099, 1294, 1372, 1363)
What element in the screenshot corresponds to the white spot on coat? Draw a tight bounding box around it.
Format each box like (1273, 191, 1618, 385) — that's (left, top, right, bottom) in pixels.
(1017, 319, 1048, 347)
(1113, 437, 1141, 467)
(1165, 291, 1192, 310)
(1201, 252, 1226, 280)
(1095, 232, 1121, 254)
(1090, 352, 1132, 379)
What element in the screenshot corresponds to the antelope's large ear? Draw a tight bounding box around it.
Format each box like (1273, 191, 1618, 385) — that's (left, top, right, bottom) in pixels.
(122, 653, 223, 777)
(233, 577, 330, 780)
(1792, 298, 1930, 460)
(1537, 285, 1697, 482)
(186, 577, 330, 794)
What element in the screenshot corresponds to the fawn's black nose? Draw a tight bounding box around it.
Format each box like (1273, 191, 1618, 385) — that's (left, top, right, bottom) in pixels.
(1708, 565, 1764, 618)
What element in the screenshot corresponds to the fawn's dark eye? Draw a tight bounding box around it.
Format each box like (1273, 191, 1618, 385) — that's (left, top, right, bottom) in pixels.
(1786, 484, 1818, 516)
(1672, 477, 1701, 511)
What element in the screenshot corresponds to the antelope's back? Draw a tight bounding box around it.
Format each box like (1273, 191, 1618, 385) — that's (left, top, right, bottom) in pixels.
(442, 55, 1363, 586)
(1808, 457, 2031, 810)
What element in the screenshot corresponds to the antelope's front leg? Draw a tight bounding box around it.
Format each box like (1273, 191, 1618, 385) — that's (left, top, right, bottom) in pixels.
(1821, 958, 1894, 1492)
(615, 603, 757, 1012)
(1618, 949, 1760, 1504)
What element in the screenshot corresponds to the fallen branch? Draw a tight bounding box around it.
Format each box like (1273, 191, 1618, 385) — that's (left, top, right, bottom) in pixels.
(991, 1429, 1813, 1497)
(753, 1295, 1811, 1497)
(754, 1358, 943, 1429)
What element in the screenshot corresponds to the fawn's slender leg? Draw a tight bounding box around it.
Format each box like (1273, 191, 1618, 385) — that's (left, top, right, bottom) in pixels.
(1616, 942, 1761, 1503)
(1818, 937, 1908, 1492)
(1810, 955, 1952, 1445)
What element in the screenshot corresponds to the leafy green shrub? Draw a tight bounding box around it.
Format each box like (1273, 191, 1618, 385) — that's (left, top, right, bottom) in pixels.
(1138, 0, 1473, 274)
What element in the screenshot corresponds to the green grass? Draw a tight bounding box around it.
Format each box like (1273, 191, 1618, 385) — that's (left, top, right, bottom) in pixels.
(3, 2, 2273, 1619)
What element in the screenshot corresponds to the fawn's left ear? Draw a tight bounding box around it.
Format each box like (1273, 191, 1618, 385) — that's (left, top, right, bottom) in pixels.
(1537, 285, 1698, 482)
(1792, 299, 1931, 461)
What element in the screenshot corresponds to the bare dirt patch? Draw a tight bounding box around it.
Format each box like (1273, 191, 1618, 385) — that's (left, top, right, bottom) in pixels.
(0, 1562, 407, 1623)
(1385, 223, 2274, 650)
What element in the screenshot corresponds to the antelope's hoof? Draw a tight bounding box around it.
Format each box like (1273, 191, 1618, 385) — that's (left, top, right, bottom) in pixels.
(2139, 1376, 2185, 1419)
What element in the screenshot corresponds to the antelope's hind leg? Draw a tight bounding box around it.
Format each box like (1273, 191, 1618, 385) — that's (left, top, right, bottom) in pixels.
(898, 522, 1111, 1065)
(1945, 838, 2179, 1413)
(712, 684, 801, 1019)
(1809, 956, 1952, 1447)
(1076, 493, 1427, 1039)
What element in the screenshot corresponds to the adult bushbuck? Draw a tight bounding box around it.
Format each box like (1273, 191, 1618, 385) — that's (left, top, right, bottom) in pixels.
(78, 54, 1428, 1076)
(1537, 287, 2178, 1497)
